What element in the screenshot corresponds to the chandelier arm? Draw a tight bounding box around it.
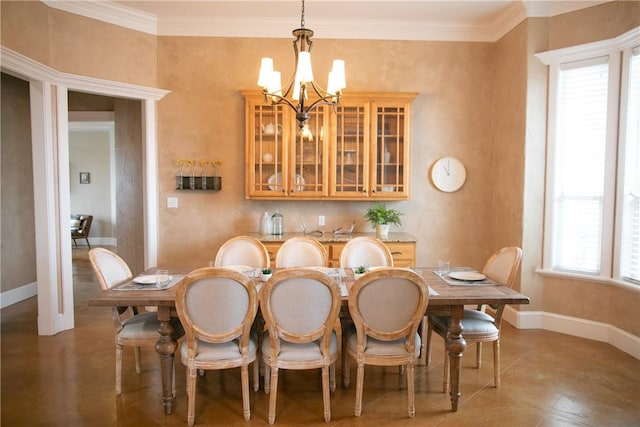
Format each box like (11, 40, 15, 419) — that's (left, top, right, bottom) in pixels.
(262, 90, 299, 112)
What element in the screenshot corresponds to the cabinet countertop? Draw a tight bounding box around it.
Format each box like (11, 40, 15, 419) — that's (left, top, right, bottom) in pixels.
(247, 231, 417, 244)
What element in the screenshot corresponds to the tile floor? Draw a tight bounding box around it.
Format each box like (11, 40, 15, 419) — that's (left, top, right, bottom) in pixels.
(1, 247, 639, 426)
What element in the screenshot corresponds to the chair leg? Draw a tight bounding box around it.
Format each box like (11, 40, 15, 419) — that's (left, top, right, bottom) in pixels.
(476, 342, 483, 368)
(241, 364, 251, 421)
(494, 340, 501, 388)
(264, 363, 271, 394)
(355, 360, 365, 416)
(134, 346, 142, 374)
(425, 318, 433, 366)
(407, 362, 415, 418)
(115, 345, 123, 395)
(442, 346, 450, 393)
(252, 358, 260, 392)
(322, 365, 332, 422)
(330, 363, 336, 392)
(85, 237, 91, 249)
(187, 366, 197, 427)
(343, 351, 351, 388)
(268, 366, 279, 424)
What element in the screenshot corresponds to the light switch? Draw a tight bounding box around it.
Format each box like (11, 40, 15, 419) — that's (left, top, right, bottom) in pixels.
(318, 215, 325, 226)
(167, 197, 178, 208)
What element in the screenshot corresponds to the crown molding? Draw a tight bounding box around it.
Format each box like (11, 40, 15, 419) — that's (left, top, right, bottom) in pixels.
(0, 47, 169, 100)
(43, 0, 157, 35)
(40, 1, 615, 43)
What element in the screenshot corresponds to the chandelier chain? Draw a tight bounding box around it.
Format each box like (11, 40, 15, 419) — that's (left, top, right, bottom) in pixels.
(300, 0, 305, 28)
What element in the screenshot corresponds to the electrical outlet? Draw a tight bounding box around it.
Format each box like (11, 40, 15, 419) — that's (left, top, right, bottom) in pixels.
(318, 215, 325, 226)
(167, 197, 178, 208)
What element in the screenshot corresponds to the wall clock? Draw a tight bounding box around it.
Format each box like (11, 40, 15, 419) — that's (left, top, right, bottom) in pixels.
(430, 156, 466, 192)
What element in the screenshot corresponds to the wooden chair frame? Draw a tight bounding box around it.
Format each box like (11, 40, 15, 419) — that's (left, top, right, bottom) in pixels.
(89, 247, 161, 395)
(275, 236, 328, 268)
(339, 236, 394, 269)
(425, 246, 523, 390)
(345, 268, 429, 418)
(175, 267, 260, 425)
(215, 235, 270, 268)
(260, 268, 342, 424)
(71, 214, 93, 248)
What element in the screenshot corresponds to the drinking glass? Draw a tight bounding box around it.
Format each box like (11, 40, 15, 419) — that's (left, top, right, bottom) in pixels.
(156, 269, 171, 288)
(437, 260, 450, 277)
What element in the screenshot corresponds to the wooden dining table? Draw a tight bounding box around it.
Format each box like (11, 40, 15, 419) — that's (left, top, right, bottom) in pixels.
(88, 266, 529, 415)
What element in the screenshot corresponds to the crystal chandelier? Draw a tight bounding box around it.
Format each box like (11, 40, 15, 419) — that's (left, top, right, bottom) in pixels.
(257, 0, 346, 130)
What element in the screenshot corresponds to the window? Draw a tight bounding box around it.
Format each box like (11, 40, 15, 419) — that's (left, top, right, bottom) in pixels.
(538, 28, 640, 286)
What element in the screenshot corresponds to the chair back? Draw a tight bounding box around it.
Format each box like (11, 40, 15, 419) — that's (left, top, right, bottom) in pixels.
(348, 268, 428, 345)
(215, 236, 270, 268)
(72, 214, 93, 237)
(89, 247, 132, 291)
(340, 236, 393, 268)
(482, 246, 522, 288)
(260, 269, 340, 346)
(175, 267, 258, 348)
(275, 236, 327, 268)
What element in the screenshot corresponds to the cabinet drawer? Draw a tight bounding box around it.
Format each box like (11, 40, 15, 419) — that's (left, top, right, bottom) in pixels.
(385, 242, 416, 267)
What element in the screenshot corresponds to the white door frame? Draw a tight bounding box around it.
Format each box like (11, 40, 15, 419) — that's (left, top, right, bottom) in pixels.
(1, 47, 169, 335)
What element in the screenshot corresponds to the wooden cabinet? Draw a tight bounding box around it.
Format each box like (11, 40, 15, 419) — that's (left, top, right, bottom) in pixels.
(243, 91, 417, 200)
(255, 233, 416, 269)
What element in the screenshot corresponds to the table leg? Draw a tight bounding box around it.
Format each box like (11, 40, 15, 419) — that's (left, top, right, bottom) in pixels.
(156, 306, 177, 415)
(446, 305, 466, 412)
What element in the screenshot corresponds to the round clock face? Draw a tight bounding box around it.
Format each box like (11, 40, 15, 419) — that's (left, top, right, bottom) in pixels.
(430, 156, 466, 192)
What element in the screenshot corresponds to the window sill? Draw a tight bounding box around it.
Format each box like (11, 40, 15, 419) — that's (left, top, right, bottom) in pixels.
(536, 269, 640, 294)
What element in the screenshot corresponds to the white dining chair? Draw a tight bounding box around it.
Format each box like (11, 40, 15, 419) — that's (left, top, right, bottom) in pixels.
(344, 268, 429, 417)
(339, 236, 394, 269)
(215, 235, 270, 268)
(88, 248, 182, 395)
(275, 236, 328, 268)
(425, 246, 523, 390)
(260, 268, 342, 424)
(175, 267, 260, 425)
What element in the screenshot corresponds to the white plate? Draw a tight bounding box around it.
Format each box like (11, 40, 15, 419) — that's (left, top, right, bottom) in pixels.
(133, 274, 173, 284)
(448, 271, 486, 281)
(268, 173, 305, 191)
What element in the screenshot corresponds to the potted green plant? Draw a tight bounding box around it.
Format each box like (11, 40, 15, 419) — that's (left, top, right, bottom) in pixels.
(354, 265, 367, 280)
(364, 203, 403, 237)
(260, 268, 272, 281)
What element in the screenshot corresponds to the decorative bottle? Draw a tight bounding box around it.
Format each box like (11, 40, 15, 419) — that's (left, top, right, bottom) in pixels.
(260, 212, 271, 235)
(271, 208, 284, 235)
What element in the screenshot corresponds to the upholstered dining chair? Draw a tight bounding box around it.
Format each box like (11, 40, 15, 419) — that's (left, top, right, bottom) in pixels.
(260, 268, 342, 424)
(344, 268, 429, 418)
(425, 246, 523, 391)
(275, 236, 328, 268)
(339, 236, 394, 269)
(175, 267, 260, 426)
(88, 247, 181, 395)
(215, 235, 270, 269)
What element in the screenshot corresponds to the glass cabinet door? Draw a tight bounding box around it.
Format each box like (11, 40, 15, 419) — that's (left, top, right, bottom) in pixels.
(331, 102, 370, 197)
(290, 107, 329, 197)
(371, 102, 408, 198)
(247, 101, 287, 197)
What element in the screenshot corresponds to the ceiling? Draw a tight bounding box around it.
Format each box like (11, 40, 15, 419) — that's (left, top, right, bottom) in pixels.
(45, 0, 612, 42)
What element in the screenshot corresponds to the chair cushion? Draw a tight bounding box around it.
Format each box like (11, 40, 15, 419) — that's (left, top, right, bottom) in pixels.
(181, 330, 258, 363)
(262, 331, 338, 361)
(346, 325, 421, 357)
(118, 312, 161, 340)
(431, 309, 498, 335)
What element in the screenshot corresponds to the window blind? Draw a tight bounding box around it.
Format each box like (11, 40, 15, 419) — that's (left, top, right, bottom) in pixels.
(620, 49, 640, 283)
(552, 58, 609, 273)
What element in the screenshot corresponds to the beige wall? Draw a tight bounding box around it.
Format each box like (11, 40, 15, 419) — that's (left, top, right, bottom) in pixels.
(1, 73, 36, 293)
(2, 1, 639, 336)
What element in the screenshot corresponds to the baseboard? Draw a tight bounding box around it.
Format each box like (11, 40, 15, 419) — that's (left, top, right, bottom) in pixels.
(504, 306, 640, 360)
(0, 282, 37, 309)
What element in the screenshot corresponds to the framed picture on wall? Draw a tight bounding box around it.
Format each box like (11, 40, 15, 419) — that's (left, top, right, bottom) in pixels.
(79, 172, 90, 184)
